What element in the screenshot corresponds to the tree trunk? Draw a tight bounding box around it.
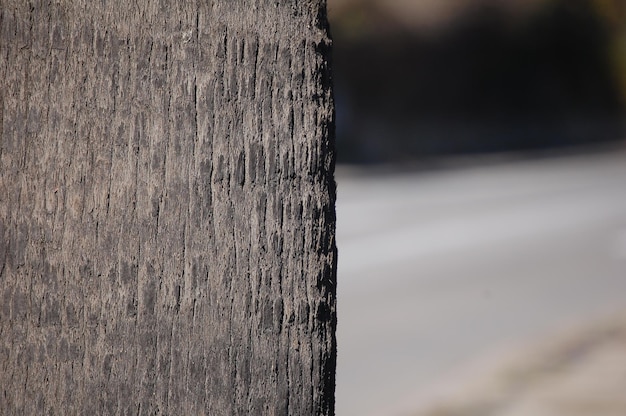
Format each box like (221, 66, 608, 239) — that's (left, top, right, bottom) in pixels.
(0, 1, 336, 415)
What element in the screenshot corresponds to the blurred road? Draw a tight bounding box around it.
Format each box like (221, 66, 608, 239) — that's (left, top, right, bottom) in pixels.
(335, 148, 626, 416)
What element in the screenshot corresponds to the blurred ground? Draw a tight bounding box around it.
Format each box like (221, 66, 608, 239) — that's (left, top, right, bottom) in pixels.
(335, 145, 626, 416)
(415, 312, 626, 416)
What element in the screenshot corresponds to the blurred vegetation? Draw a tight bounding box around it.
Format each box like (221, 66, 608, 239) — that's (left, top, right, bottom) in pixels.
(329, 0, 626, 163)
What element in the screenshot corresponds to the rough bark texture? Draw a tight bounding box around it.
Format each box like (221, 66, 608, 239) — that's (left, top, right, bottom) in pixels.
(0, 1, 336, 415)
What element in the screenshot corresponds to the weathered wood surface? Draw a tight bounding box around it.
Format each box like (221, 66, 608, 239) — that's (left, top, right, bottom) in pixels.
(0, 1, 336, 414)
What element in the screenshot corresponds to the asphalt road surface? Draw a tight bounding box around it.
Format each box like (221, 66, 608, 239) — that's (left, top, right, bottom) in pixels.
(335, 148, 626, 416)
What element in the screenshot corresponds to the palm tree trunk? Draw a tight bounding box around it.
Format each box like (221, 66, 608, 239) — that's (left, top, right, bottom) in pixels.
(0, 1, 336, 414)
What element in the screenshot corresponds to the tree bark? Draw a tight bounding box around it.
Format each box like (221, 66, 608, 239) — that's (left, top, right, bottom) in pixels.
(0, 1, 336, 415)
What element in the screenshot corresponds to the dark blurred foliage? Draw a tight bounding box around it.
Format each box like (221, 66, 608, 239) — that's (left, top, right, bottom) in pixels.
(330, 0, 626, 163)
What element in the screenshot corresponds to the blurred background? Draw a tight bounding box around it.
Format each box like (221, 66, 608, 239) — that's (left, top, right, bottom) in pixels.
(329, 1, 626, 415)
(330, 0, 626, 163)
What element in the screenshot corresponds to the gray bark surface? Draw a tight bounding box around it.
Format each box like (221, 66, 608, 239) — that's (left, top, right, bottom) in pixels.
(0, 1, 336, 415)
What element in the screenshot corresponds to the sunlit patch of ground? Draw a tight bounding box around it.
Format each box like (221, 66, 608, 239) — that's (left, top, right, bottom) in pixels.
(416, 313, 626, 416)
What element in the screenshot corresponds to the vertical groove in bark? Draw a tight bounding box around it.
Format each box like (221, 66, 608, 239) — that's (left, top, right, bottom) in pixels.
(0, 1, 336, 415)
